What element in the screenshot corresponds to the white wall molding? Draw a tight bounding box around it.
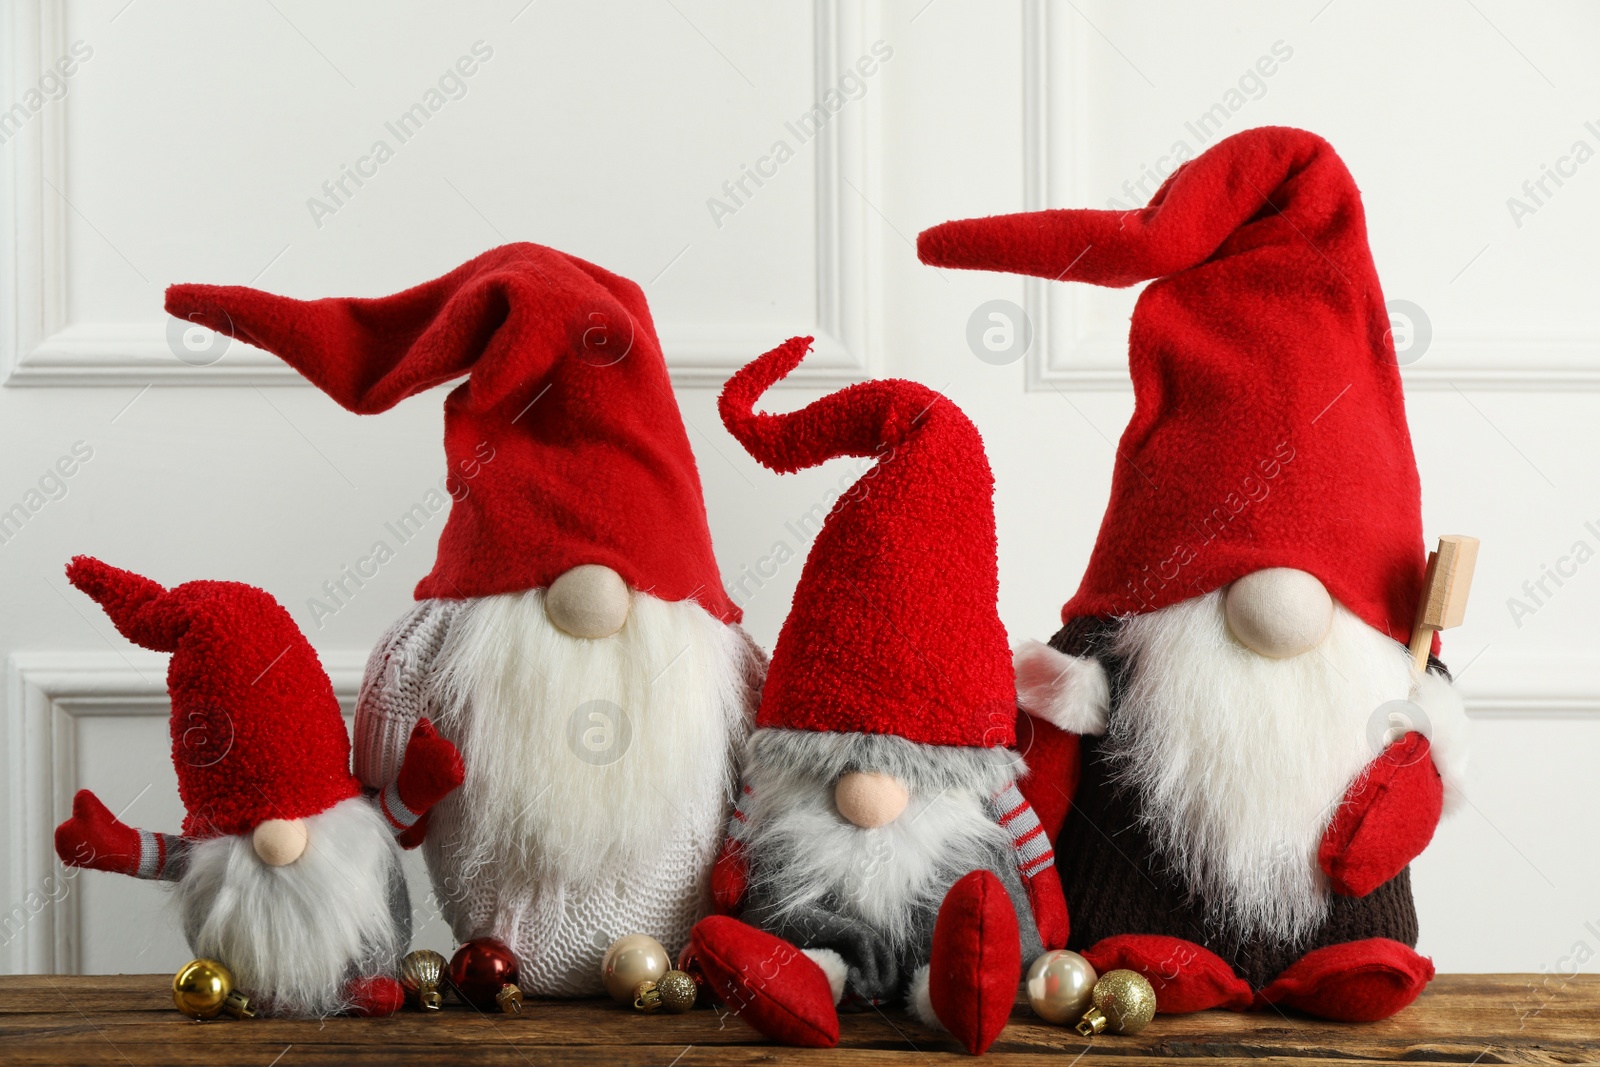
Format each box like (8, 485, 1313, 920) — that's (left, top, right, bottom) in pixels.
(1, 0, 881, 390)
(1018, 0, 1600, 393)
(3, 649, 366, 975)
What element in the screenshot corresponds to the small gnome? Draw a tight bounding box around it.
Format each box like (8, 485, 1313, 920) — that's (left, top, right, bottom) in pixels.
(53, 557, 464, 1018)
(164, 244, 764, 997)
(918, 126, 1469, 1022)
(687, 339, 1068, 1055)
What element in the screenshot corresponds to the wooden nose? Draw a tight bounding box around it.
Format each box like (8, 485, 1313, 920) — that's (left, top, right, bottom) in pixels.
(545, 565, 631, 639)
(1224, 568, 1334, 659)
(251, 818, 308, 866)
(834, 771, 909, 828)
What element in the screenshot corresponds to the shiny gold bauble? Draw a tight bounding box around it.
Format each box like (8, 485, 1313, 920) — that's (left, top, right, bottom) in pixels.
(601, 934, 672, 1005)
(172, 958, 253, 1020)
(400, 949, 447, 1011)
(1076, 969, 1157, 1036)
(1024, 950, 1097, 1024)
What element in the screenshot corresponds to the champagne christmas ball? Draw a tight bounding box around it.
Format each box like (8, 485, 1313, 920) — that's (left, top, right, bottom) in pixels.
(1024, 950, 1097, 1024)
(401, 949, 447, 1011)
(448, 937, 521, 1012)
(1076, 969, 1157, 1036)
(602, 934, 672, 1004)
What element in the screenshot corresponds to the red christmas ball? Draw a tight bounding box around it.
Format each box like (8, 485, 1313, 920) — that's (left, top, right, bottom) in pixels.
(447, 937, 520, 1011)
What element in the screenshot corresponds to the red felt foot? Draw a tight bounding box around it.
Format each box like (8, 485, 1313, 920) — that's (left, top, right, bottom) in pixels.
(929, 870, 1022, 1055)
(346, 975, 405, 1017)
(688, 916, 838, 1048)
(1259, 939, 1434, 1022)
(1081, 934, 1253, 1013)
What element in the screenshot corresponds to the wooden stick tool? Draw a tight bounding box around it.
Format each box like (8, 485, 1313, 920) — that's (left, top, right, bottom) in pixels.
(1409, 534, 1479, 670)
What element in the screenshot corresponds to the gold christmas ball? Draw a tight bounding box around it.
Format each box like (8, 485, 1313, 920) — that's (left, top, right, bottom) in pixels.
(1076, 969, 1157, 1036)
(401, 949, 447, 1011)
(172, 959, 234, 1020)
(602, 934, 671, 1005)
(1025, 950, 1097, 1024)
(655, 970, 700, 1013)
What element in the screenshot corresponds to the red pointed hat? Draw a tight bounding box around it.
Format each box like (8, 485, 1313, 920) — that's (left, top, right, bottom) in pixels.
(165, 243, 738, 623)
(918, 126, 1428, 646)
(719, 337, 1015, 749)
(66, 556, 360, 838)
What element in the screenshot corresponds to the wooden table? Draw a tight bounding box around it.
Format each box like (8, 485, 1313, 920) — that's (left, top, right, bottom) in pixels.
(3, 975, 1595, 1065)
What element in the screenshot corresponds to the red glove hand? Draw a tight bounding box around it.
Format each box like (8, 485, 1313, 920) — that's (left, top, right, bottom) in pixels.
(54, 790, 139, 875)
(395, 719, 465, 816)
(710, 836, 749, 914)
(1319, 733, 1443, 897)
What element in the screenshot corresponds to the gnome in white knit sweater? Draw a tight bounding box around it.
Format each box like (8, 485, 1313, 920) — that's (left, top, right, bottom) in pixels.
(165, 244, 764, 996)
(686, 339, 1069, 1056)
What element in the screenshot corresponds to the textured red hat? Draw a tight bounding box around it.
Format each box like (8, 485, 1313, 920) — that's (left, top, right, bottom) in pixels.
(165, 243, 738, 623)
(919, 126, 1428, 645)
(719, 337, 1015, 748)
(66, 557, 360, 838)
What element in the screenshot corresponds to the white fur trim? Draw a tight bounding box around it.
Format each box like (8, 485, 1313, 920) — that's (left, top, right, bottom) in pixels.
(907, 963, 942, 1030)
(1013, 639, 1109, 736)
(1409, 667, 1471, 814)
(803, 948, 848, 1005)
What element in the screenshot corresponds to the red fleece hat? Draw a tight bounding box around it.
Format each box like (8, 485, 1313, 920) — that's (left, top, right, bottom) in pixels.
(918, 126, 1428, 646)
(719, 337, 1015, 749)
(164, 244, 738, 623)
(66, 557, 360, 838)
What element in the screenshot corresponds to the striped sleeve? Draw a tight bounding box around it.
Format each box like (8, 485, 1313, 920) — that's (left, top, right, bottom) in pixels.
(993, 779, 1055, 879)
(377, 780, 423, 836)
(135, 829, 189, 881)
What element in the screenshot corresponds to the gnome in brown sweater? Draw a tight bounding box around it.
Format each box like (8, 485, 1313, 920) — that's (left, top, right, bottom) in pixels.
(919, 127, 1470, 1022)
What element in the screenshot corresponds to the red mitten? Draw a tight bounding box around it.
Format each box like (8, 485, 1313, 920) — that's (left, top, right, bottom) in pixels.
(1258, 938, 1433, 1022)
(54, 790, 140, 875)
(396, 719, 465, 814)
(688, 916, 839, 1048)
(1319, 733, 1443, 897)
(710, 837, 749, 915)
(928, 870, 1022, 1056)
(1081, 934, 1253, 1013)
(345, 975, 406, 1017)
(1023, 866, 1070, 951)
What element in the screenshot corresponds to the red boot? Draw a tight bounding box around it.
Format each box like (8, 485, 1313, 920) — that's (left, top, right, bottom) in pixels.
(688, 916, 839, 1048)
(925, 870, 1022, 1055)
(346, 975, 405, 1017)
(1259, 938, 1434, 1022)
(1082, 934, 1253, 1013)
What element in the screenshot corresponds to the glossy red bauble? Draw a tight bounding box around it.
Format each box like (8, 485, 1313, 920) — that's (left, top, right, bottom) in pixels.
(447, 937, 520, 1011)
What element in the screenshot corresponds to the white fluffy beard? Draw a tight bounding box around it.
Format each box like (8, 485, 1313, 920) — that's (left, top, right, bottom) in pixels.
(1107, 591, 1417, 945)
(738, 730, 1014, 955)
(176, 796, 407, 1018)
(430, 588, 751, 888)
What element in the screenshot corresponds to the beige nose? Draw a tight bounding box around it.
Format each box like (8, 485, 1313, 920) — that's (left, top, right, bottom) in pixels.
(834, 771, 910, 829)
(1224, 568, 1334, 659)
(545, 565, 631, 639)
(252, 818, 308, 866)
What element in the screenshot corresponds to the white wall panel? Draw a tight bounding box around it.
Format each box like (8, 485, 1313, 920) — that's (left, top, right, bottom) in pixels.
(3, 0, 1596, 977)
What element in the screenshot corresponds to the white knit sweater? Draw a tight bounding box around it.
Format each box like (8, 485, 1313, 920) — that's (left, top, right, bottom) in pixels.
(354, 598, 760, 996)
